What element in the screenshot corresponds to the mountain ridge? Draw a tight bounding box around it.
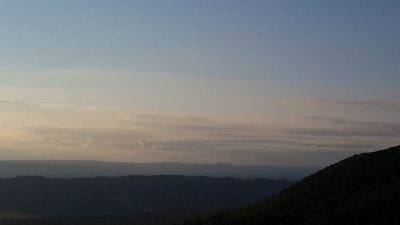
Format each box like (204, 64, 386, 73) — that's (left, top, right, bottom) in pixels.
(0, 160, 318, 180)
(0, 175, 293, 217)
(181, 145, 400, 225)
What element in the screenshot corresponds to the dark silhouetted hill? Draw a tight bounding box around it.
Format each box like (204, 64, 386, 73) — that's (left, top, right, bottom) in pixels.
(181, 145, 400, 225)
(0, 175, 292, 217)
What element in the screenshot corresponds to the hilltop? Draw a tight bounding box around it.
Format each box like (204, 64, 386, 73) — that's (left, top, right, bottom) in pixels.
(183, 146, 400, 225)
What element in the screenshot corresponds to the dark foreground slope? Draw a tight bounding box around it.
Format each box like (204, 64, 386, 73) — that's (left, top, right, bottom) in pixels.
(183, 145, 400, 225)
(0, 175, 292, 217)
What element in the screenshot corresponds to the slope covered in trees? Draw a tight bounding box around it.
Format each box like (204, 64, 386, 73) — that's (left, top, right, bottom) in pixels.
(0, 175, 292, 217)
(182, 146, 400, 225)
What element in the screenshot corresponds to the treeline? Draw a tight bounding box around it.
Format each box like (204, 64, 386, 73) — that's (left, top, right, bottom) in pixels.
(179, 146, 400, 225)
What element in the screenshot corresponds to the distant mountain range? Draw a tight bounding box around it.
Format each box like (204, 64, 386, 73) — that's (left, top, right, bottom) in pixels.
(0, 161, 319, 180)
(4, 146, 399, 225)
(182, 145, 400, 225)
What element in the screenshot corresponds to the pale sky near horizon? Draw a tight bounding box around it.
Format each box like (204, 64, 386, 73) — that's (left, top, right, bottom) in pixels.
(0, 0, 399, 166)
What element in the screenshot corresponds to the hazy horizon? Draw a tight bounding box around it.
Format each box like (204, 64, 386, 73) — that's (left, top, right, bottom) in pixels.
(0, 0, 399, 167)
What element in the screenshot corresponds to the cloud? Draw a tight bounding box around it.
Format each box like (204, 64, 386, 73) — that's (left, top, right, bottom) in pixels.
(0, 99, 20, 104)
(288, 117, 400, 137)
(288, 126, 400, 137)
(286, 98, 400, 111)
(0, 99, 398, 166)
(312, 98, 400, 111)
(283, 98, 400, 122)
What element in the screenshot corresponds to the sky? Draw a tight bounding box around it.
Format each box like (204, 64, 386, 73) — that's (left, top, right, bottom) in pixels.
(0, 0, 399, 166)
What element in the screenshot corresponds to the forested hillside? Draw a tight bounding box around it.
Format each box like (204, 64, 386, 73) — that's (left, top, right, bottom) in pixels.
(182, 146, 400, 225)
(0, 175, 292, 217)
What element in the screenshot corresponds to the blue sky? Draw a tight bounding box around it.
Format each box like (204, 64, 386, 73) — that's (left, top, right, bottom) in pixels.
(1, 0, 399, 87)
(0, 0, 399, 166)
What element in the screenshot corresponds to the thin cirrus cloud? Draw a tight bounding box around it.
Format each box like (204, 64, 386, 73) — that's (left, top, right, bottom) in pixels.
(0, 99, 20, 104)
(0, 99, 397, 166)
(288, 122, 400, 137)
(310, 98, 400, 114)
(283, 98, 400, 122)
